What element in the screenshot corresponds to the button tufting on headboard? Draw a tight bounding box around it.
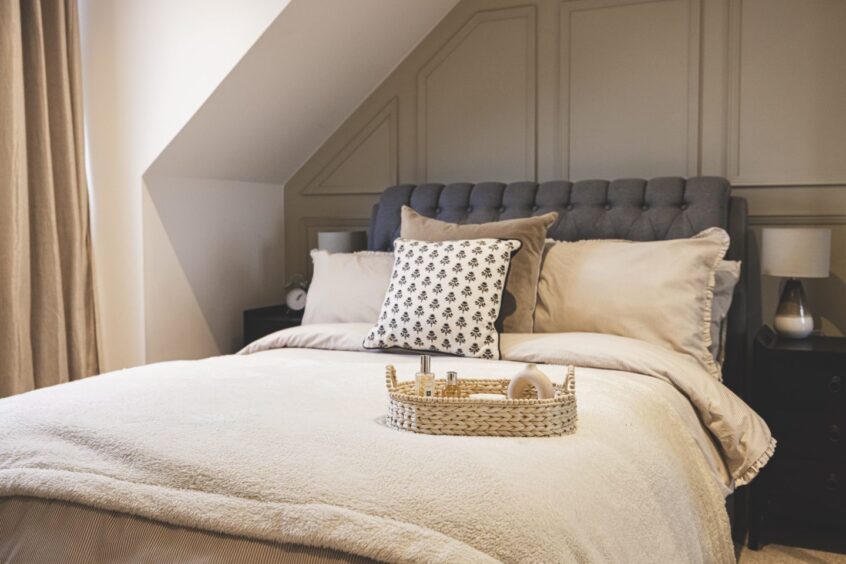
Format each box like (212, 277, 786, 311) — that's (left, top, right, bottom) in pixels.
(368, 176, 730, 252)
(366, 175, 760, 404)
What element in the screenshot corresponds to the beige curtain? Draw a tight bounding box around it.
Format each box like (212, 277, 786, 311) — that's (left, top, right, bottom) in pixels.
(0, 0, 99, 398)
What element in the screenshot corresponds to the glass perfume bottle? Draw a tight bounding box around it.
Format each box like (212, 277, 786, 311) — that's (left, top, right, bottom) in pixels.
(415, 355, 435, 397)
(444, 371, 460, 398)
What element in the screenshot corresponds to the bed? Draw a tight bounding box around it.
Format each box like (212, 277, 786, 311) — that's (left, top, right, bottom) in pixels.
(1, 177, 770, 563)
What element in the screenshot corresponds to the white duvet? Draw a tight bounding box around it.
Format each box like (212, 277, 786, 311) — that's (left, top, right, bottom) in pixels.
(0, 324, 774, 563)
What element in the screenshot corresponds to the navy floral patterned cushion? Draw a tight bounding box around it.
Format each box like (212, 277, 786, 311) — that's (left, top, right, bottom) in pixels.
(363, 238, 521, 359)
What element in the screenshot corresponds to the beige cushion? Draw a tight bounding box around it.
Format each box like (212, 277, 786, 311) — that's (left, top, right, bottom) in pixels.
(711, 260, 741, 365)
(534, 228, 730, 378)
(400, 207, 558, 333)
(303, 251, 395, 325)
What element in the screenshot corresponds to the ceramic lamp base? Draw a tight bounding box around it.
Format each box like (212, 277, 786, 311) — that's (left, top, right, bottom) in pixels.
(773, 278, 814, 339)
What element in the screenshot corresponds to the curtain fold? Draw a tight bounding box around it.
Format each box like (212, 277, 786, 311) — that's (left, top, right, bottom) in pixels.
(1, 0, 99, 398)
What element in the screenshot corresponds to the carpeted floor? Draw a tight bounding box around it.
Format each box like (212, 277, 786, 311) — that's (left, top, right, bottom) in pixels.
(739, 544, 846, 563)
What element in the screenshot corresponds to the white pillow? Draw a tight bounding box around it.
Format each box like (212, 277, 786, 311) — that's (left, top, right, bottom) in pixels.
(534, 228, 730, 378)
(302, 250, 395, 325)
(363, 238, 522, 359)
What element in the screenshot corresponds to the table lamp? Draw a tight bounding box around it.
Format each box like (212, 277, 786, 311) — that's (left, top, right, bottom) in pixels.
(316, 230, 367, 253)
(762, 227, 831, 338)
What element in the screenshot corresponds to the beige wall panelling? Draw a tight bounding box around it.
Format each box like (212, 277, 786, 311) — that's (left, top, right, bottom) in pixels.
(535, 1, 566, 182)
(302, 98, 399, 196)
(727, 0, 846, 186)
(285, 92, 403, 278)
(283, 0, 846, 334)
(417, 6, 537, 183)
(736, 187, 846, 218)
(727, 0, 846, 334)
(560, 0, 701, 180)
(284, 0, 540, 279)
(698, 0, 729, 175)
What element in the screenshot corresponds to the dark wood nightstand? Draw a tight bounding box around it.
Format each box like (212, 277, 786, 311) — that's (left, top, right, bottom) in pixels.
(243, 305, 304, 346)
(748, 326, 846, 553)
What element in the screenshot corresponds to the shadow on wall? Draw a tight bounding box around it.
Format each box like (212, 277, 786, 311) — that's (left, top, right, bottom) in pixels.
(143, 175, 285, 362)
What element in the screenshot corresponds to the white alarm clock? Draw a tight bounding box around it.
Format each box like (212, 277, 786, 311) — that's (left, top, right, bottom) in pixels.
(284, 274, 308, 312)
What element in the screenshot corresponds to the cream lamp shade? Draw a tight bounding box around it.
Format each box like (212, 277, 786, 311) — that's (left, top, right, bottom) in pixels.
(761, 228, 831, 279)
(316, 230, 367, 253)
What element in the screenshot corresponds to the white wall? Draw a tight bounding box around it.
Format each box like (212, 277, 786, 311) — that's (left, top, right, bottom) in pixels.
(81, 0, 461, 367)
(79, 0, 288, 370)
(143, 176, 285, 362)
(284, 0, 846, 336)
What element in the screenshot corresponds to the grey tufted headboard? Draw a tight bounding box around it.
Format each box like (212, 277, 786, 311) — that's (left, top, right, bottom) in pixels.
(367, 177, 761, 401)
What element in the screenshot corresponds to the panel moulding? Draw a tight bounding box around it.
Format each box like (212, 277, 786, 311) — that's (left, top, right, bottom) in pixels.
(558, 0, 702, 179)
(726, 0, 846, 187)
(748, 214, 846, 226)
(416, 5, 537, 182)
(302, 97, 399, 196)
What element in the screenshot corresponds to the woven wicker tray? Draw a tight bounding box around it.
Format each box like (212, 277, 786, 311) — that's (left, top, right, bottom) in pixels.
(384, 364, 577, 437)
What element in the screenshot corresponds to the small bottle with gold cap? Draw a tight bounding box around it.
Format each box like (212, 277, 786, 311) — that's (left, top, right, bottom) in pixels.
(444, 370, 460, 398)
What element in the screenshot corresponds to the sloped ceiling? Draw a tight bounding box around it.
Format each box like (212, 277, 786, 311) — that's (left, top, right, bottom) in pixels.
(140, 0, 459, 361)
(147, 0, 460, 183)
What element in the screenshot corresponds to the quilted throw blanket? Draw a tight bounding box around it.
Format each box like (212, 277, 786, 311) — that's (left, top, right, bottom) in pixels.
(0, 324, 774, 563)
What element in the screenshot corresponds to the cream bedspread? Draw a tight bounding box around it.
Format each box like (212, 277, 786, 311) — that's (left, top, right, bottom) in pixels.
(0, 325, 773, 563)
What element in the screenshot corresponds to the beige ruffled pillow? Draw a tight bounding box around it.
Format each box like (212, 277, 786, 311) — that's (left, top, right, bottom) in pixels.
(534, 228, 730, 378)
(303, 250, 395, 325)
(711, 260, 741, 366)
